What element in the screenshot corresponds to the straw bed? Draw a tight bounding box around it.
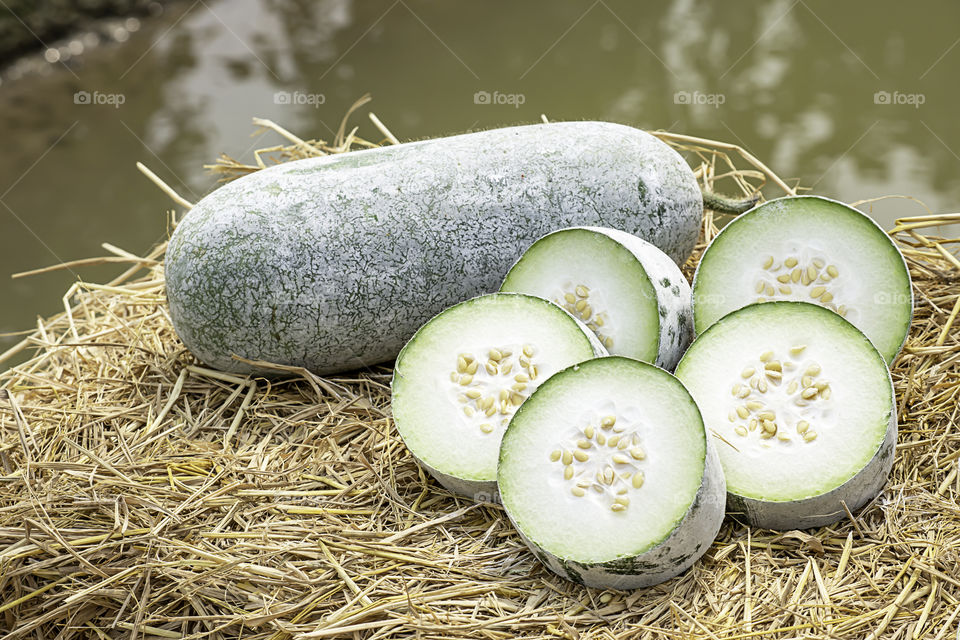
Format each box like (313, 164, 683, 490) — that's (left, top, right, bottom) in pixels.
(1, 108, 959, 639)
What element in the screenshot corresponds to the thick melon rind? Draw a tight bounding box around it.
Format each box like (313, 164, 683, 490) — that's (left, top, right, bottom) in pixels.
(413, 456, 499, 503)
(165, 121, 702, 375)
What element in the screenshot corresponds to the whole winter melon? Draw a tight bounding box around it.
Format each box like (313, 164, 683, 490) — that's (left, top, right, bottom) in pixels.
(165, 121, 702, 375)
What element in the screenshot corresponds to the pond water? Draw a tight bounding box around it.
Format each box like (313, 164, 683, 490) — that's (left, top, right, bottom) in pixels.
(1, 0, 958, 355)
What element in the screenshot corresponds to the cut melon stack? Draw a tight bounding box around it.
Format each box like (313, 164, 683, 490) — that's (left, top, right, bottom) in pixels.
(391, 195, 910, 590)
(682, 196, 906, 527)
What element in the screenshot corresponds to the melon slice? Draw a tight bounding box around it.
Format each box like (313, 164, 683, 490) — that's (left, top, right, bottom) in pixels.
(391, 293, 604, 499)
(500, 227, 693, 370)
(498, 356, 725, 589)
(692, 196, 912, 364)
(675, 301, 896, 530)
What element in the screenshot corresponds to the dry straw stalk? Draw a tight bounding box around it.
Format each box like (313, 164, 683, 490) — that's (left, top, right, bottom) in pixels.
(1, 107, 959, 639)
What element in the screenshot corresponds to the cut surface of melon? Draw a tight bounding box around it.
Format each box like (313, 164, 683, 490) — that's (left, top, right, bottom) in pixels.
(501, 227, 693, 369)
(693, 196, 912, 363)
(675, 301, 896, 529)
(391, 293, 602, 499)
(498, 356, 724, 589)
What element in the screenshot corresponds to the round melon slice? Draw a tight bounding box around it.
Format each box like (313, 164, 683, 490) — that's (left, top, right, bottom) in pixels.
(500, 227, 693, 370)
(391, 293, 605, 500)
(675, 301, 896, 530)
(498, 357, 725, 589)
(692, 195, 912, 364)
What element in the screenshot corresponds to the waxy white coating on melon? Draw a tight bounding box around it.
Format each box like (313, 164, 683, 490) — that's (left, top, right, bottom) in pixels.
(693, 195, 912, 364)
(675, 302, 896, 530)
(498, 357, 725, 589)
(500, 227, 693, 370)
(391, 294, 605, 500)
(165, 121, 702, 375)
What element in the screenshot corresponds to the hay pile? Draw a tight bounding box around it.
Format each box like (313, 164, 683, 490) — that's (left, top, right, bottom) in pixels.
(2, 106, 959, 639)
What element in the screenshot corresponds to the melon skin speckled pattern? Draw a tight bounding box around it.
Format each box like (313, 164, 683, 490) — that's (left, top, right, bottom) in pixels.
(164, 121, 702, 375)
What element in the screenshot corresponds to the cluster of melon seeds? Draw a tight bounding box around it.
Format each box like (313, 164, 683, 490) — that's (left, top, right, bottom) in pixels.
(449, 345, 539, 435)
(727, 345, 831, 444)
(753, 255, 847, 317)
(548, 414, 647, 512)
(555, 284, 614, 350)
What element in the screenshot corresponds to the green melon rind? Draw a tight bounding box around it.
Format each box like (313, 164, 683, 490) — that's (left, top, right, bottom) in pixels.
(499, 357, 725, 590)
(677, 301, 897, 530)
(585, 227, 694, 370)
(165, 121, 702, 375)
(691, 195, 912, 364)
(391, 294, 606, 500)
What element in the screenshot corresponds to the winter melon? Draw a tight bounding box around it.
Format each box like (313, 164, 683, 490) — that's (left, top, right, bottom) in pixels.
(165, 122, 702, 375)
(500, 227, 693, 370)
(498, 356, 725, 589)
(675, 301, 896, 530)
(693, 196, 912, 363)
(391, 293, 605, 499)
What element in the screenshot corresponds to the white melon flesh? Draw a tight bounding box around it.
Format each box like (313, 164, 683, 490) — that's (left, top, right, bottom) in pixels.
(693, 196, 912, 364)
(498, 357, 725, 589)
(675, 301, 896, 530)
(391, 293, 604, 500)
(500, 227, 693, 370)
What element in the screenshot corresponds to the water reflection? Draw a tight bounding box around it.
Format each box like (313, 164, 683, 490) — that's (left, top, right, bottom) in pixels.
(0, 0, 958, 353)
